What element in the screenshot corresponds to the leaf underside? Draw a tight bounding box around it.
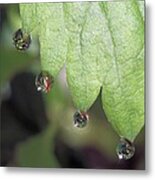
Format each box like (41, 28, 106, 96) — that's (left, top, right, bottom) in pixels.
(19, 0, 144, 141)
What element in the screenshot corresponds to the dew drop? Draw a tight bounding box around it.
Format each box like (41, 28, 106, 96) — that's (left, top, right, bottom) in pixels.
(116, 137, 135, 160)
(13, 28, 31, 51)
(35, 71, 54, 93)
(73, 111, 89, 128)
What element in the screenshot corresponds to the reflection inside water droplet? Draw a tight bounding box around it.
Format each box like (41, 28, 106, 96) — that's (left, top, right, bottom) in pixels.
(73, 111, 89, 128)
(13, 28, 31, 51)
(35, 71, 54, 93)
(116, 137, 135, 160)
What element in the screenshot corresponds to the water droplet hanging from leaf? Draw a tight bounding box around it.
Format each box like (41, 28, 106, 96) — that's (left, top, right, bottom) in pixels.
(35, 71, 54, 93)
(73, 111, 89, 128)
(116, 137, 135, 160)
(13, 29, 31, 51)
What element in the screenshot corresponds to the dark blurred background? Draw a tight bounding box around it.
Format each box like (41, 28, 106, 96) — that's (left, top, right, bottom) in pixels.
(0, 4, 145, 169)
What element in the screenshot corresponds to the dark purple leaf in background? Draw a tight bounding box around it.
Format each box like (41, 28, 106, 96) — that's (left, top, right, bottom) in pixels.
(0, 72, 49, 166)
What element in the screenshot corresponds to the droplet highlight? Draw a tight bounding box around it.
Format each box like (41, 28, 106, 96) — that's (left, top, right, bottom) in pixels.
(73, 111, 89, 128)
(116, 137, 135, 160)
(13, 29, 31, 51)
(35, 71, 54, 93)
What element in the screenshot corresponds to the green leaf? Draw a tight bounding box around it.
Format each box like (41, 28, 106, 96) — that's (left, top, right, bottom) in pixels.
(20, 3, 37, 33)
(19, 0, 144, 141)
(99, 0, 144, 141)
(38, 3, 67, 76)
(64, 2, 105, 111)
